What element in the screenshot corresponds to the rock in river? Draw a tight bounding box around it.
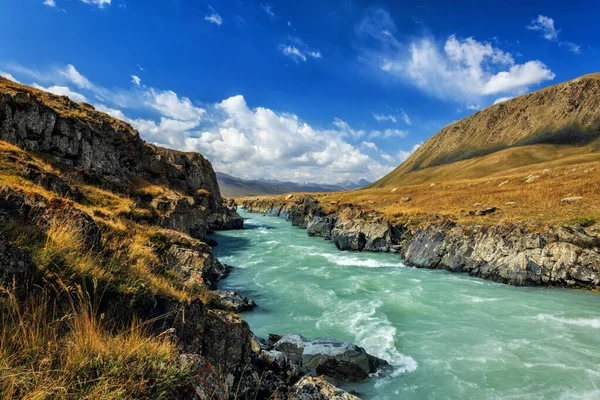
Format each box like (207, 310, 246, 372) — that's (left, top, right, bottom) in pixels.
(273, 334, 389, 382)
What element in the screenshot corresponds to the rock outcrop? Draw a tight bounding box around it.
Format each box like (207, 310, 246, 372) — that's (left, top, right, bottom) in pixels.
(272, 334, 389, 382)
(0, 77, 242, 238)
(244, 197, 398, 252)
(287, 376, 360, 400)
(242, 196, 600, 289)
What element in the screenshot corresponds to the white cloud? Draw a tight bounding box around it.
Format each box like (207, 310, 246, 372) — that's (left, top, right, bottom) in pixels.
(279, 37, 321, 63)
(2, 62, 397, 183)
(397, 143, 422, 162)
(466, 104, 480, 110)
(95, 104, 128, 120)
(373, 113, 397, 123)
(262, 4, 275, 18)
(361, 141, 378, 150)
(368, 129, 407, 140)
(280, 45, 307, 62)
(493, 96, 514, 105)
(43, 0, 56, 7)
(144, 89, 205, 121)
(0, 72, 20, 83)
(481, 61, 554, 95)
(180, 95, 394, 183)
(80, 0, 111, 8)
(560, 41, 581, 54)
(399, 109, 411, 125)
(32, 84, 87, 103)
(527, 15, 559, 41)
(358, 9, 554, 103)
(131, 75, 141, 86)
(60, 64, 93, 89)
(205, 7, 223, 25)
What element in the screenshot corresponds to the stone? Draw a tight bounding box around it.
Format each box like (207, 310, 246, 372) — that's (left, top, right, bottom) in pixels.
(286, 194, 294, 200)
(475, 207, 497, 216)
(498, 180, 510, 187)
(561, 196, 583, 204)
(0, 84, 241, 238)
(401, 197, 412, 202)
(273, 334, 389, 382)
(390, 188, 398, 192)
(287, 376, 360, 400)
(525, 175, 540, 183)
(212, 290, 256, 312)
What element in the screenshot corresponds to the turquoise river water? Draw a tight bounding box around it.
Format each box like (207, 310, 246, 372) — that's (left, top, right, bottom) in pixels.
(210, 209, 600, 399)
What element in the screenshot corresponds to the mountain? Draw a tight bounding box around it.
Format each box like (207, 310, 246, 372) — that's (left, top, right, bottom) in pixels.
(216, 172, 348, 198)
(372, 73, 600, 188)
(336, 178, 371, 190)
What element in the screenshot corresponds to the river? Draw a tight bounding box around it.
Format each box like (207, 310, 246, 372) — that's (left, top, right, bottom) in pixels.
(210, 209, 600, 399)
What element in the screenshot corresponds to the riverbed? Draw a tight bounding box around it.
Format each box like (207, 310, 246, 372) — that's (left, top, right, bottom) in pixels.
(211, 209, 600, 399)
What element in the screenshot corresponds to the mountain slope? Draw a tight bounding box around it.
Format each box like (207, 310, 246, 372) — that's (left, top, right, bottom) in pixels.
(216, 172, 349, 198)
(373, 73, 600, 188)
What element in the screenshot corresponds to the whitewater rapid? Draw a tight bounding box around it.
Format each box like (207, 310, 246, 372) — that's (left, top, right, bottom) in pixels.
(211, 210, 600, 399)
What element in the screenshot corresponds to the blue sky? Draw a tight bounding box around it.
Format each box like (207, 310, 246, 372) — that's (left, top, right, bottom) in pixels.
(1, 0, 599, 183)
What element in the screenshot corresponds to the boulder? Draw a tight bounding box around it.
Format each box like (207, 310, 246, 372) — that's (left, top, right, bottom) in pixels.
(287, 376, 360, 400)
(212, 290, 256, 312)
(475, 207, 497, 216)
(307, 216, 337, 239)
(273, 334, 389, 382)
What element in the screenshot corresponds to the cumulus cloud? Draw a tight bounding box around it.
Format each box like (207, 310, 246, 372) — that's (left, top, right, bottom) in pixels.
(80, 0, 111, 8)
(527, 15, 559, 41)
(144, 89, 205, 121)
(43, 0, 56, 7)
(4, 63, 399, 183)
(279, 37, 321, 63)
(358, 9, 555, 103)
(205, 7, 223, 25)
(131, 75, 141, 86)
(181, 95, 394, 183)
(32, 83, 87, 102)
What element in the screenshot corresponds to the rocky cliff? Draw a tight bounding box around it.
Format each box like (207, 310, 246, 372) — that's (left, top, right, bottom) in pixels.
(242, 196, 600, 289)
(0, 77, 242, 236)
(0, 79, 375, 399)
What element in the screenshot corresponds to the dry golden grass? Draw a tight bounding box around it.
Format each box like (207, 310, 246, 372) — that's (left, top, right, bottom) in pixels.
(243, 151, 600, 228)
(0, 285, 191, 399)
(0, 140, 200, 303)
(386, 73, 600, 177)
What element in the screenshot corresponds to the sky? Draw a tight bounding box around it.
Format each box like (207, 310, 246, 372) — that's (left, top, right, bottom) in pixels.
(1, 0, 599, 184)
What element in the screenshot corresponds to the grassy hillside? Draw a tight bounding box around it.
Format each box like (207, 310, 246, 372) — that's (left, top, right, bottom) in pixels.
(373, 73, 600, 188)
(244, 73, 600, 229)
(217, 172, 347, 198)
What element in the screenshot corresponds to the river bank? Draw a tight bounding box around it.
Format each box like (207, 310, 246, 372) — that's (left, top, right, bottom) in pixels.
(241, 196, 600, 290)
(212, 209, 600, 400)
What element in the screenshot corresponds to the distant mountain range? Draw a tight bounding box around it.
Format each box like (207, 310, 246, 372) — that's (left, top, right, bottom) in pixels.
(216, 172, 370, 198)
